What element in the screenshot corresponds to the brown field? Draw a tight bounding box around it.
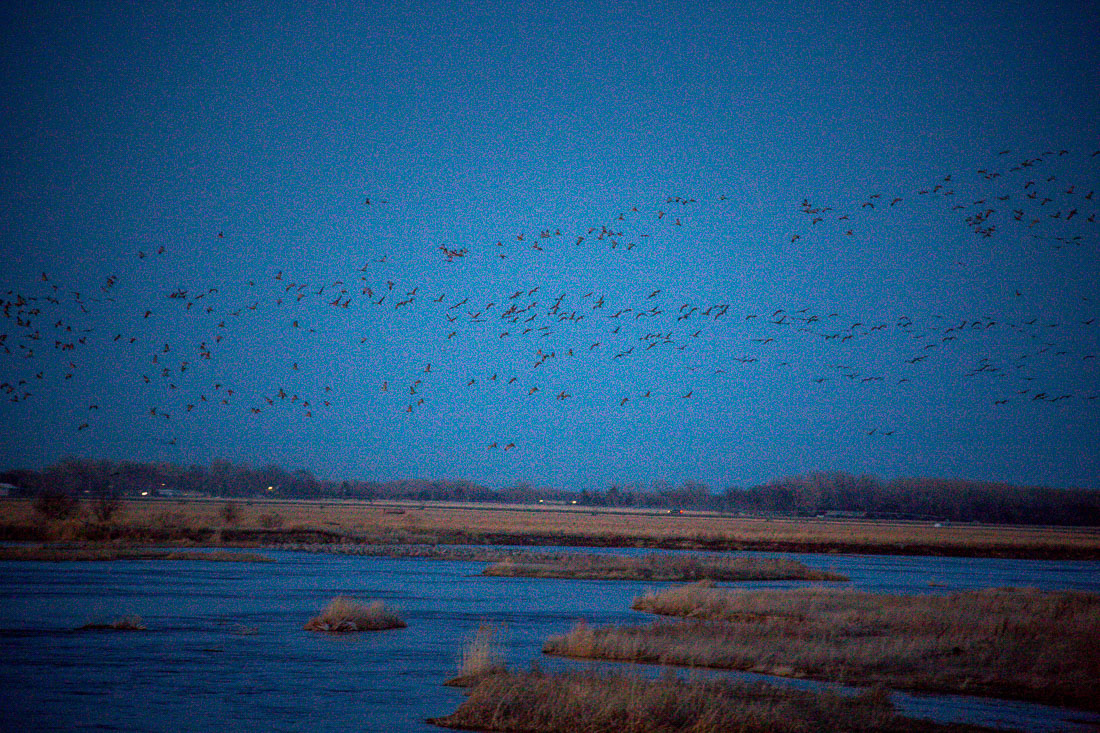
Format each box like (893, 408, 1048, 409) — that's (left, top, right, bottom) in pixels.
(544, 584, 1100, 711)
(428, 669, 996, 733)
(483, 552, 847, 582)
(2, 497, 1099, 559)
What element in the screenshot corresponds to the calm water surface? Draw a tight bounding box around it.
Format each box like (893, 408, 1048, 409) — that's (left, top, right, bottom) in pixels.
(1, 548, 1098, 732)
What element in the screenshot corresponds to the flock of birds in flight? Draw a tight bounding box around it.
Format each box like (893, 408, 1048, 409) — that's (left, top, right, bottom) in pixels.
(1, 147, 1098, 454)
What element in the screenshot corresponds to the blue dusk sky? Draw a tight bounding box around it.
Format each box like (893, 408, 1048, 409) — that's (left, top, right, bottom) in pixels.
(1, 0, 1098, 491)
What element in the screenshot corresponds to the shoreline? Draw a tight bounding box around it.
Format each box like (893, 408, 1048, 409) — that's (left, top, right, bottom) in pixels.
(3, 533, 1099, 562)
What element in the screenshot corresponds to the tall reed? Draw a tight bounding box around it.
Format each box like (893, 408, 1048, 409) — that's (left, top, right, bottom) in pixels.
(448, 622, 506, 685)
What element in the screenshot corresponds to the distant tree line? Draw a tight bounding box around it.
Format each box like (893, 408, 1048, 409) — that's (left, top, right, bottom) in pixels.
(0, 458, 325, 500)
(717, 472, 1100, 526)
(2, 460, 1098, 526)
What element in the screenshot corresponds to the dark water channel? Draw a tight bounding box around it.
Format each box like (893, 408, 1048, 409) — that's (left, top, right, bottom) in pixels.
(1, 548, 1098, 732)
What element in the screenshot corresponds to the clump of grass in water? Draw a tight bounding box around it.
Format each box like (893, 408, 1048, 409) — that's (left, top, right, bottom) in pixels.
(447, 622, 506, 686)
(303, 596, 406, 632)
(79, 615, 146, 631)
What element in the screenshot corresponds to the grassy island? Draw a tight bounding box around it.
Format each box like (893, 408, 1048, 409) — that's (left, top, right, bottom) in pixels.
(482, 552, 847, 582)
(429, 669, 996, 733)
(542, 584, 1100, 711)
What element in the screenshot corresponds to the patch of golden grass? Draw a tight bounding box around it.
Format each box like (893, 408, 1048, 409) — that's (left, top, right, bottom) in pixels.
(428, 668, 994, 733)
(483, 552, 846, 582)
(544, 585, 1100, 711)
(303, 596, 406, 633)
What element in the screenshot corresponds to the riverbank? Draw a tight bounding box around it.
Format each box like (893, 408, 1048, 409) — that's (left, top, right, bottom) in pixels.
(0, 545, 273, 562)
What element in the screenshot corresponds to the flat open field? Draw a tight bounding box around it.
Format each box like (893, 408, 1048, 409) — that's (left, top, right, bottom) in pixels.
(3, 497, 1100, 559)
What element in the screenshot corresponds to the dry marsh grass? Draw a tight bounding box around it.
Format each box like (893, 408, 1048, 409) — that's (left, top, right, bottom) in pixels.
(0, 545, 273, 562)
(447, 623, 506, 686)
(544, 585, 1100, 711)
(428, 669, 994, 733)
(484, 552, 847, 582)
(158, 550, 273, 562)
(3, 498, 1099, 558)
(303, 596, 406, 633)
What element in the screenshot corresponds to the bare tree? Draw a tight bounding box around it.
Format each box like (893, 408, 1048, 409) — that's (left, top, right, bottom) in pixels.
(220, 501, 242, 525)
(90, 493, 122, 523)
(33, 491, 81, 521)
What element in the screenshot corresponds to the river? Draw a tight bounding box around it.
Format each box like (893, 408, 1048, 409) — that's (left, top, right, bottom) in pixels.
(1, 548, 1098, 732)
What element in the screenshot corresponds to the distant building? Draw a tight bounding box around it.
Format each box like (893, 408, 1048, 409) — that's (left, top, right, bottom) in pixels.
(824, 510, 867, 519)
(154, 489, 207, 499)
